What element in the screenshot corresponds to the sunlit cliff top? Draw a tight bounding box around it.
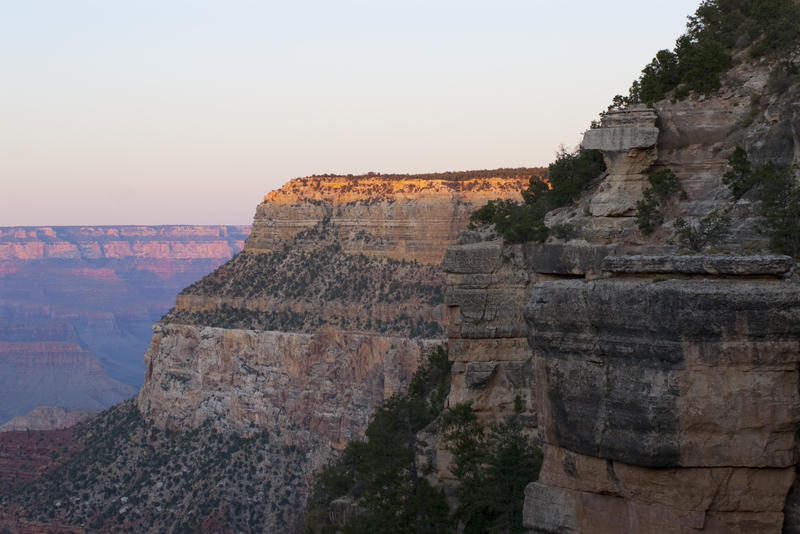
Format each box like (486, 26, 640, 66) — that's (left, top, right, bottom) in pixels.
(264, 168, 545, 205)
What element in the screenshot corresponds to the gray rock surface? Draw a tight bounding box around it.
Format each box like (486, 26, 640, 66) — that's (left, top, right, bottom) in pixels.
(528, 277, 800, 468)
(582, 106, 660, 152)
(522, 243, 619, 276)
(523, 482, 578, 534)
(602, 254, 794, 275)
(464, 362, 498, 390)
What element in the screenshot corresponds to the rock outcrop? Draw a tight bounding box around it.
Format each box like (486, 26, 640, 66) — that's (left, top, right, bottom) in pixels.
(245, 170, 534, 263)
(526, 255, 798, 533)
(582, 105, 659, 217)
(134, 169, 538, 529)
(442, 237, 800, 532)
(440, 54, 800, 533)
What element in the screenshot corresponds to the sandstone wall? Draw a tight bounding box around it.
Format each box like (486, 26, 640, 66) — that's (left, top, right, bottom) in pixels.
(139, 172, 535, 440)
(524, 255, 799, 533)
(134, 172, 533, 527)
(245, 175, 530, 264)
(441, 239, 800, 532)
(138, 324, 432, 452)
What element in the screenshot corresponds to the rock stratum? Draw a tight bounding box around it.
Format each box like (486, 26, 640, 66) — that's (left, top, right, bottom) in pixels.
(131, 169, 536, 531)
(245, 170, 533, 263)
(436, 51, 800, 533)
(6, 7, 800, 533)
(0, 225, 249, 424)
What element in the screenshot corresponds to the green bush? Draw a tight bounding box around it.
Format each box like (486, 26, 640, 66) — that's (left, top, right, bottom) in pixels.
(470, 199, 549, 244)
(442, 403, 542, 534)
(723, 146, 756, 199)
(639, 50, 681, 103)
(673, 210, 731, 251)
(755, 163, 800, 257)
(635, 169, 685, 235)
(721, 147, 800, 257)
(635, 0, 800, 104)
(471, 149, 606, 243)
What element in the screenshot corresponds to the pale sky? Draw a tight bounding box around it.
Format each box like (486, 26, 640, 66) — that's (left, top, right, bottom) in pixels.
(1, 1, 701, 225)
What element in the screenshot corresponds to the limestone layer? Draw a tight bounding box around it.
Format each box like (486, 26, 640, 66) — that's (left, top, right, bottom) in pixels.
(441, 236, 800, 533)
(245, 172, 536, 264)
(138, 324, 432, 450)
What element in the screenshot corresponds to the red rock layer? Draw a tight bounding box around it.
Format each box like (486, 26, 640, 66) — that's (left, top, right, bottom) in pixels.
(0, 428, 80, 496)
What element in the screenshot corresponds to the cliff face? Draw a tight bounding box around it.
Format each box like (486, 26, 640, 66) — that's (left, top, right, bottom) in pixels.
(245, 171, 532, 263)
(440, 56, 800, 533)
(0, 225, 249, 424)
(139, 324, 431, 449)
(134, 170, 536, 530)
(526, 257, 798, 533)
(443, 247, 799, 533)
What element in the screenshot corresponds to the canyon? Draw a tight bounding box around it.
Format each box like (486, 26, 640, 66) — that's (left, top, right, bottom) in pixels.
(0, 169, 538, 532)
(4, 6, 800, 533)
(0, 225, 249, 425)
(134, 169, 536, 531)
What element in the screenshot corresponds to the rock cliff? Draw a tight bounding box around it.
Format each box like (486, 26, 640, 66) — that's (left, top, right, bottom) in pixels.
(133, 169, 537, 530)
(439, 52, 800, 533)
(245, 170, 533, 263)
(443, 245, 799, 533)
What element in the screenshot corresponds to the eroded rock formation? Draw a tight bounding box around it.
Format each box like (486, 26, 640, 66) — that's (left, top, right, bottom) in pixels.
(245, 171, 533, 263)
(134, 169, 537, 530)
(439, 56, 800, 533)
(582, 105, 659, 217)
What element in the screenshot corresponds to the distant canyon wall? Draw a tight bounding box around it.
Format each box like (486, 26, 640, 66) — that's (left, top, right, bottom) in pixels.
(0, 225, 249, 426)
(245, 172, 531, 263)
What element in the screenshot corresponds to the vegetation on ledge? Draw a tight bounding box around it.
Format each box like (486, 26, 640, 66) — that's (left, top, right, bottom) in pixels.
(469, 148, 606, 243)
(305, 349, 542, 534)
(615, 0, 800, 106)
(293, 167, 547, 184)
(173, 222, 445, 337)
(167, 305, 444, 338)
(635, 169, 687, 235)
(722, 146, 800, 257)
(4, 400, 313, 533)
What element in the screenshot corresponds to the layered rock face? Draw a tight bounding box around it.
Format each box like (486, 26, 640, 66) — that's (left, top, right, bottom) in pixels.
(0, 225, 249, 423)
(245, 170, 533, 263)
(526, 256, 799, 533)
(139, 324, 432, 449)
(443, 236, 799, 532)
(136, 170, 537, 530)
(440, 58, 800, 533)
